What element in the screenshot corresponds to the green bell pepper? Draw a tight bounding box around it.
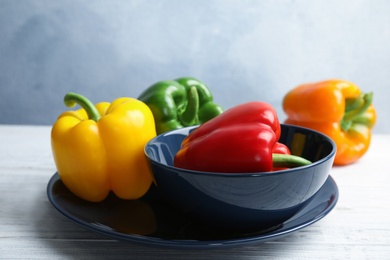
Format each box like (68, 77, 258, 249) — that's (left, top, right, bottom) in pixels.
(138, 77, 224, 134)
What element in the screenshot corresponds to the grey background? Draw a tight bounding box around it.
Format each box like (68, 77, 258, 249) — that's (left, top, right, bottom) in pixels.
(0, 0, 389, 133)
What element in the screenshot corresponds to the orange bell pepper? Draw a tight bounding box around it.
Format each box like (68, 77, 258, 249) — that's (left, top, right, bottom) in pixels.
(283, 79, 376, 165)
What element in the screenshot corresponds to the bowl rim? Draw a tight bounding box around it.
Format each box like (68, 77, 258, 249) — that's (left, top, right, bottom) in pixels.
(145, 124, 337, 178)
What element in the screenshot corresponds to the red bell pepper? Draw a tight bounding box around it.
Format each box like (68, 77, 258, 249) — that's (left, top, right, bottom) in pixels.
(174, 101, 311, 173)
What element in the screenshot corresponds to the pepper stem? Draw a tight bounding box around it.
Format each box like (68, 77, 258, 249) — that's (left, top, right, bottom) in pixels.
(341, 92, 373, 131)
(180, 86, 199, 126)
(64, 92, 101, 122)
(272, 153, 312, 168)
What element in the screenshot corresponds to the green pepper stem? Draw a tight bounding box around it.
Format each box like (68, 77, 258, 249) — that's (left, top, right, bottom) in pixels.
(180, 86, 199, 126)
(63, 92, 101, 122)
(345, 95, 364, 112)
(341, 92, 373, 131)
(272, 153, 312, 168)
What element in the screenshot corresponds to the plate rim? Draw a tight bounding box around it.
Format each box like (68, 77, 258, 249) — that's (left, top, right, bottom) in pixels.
(47, 173, 338, 248)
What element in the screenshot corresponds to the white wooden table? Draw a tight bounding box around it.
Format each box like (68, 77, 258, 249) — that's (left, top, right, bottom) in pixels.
(1, 125, 389, 259)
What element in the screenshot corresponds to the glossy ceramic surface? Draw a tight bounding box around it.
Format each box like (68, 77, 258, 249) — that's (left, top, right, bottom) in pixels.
(47, 173, 338, 248)
(145, 124, 336, 230)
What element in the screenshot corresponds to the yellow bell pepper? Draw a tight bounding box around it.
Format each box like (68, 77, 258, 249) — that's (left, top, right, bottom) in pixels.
(51, 92, 156, 202)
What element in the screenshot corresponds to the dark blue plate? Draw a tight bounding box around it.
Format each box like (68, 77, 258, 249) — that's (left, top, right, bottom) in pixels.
(47, 173, 338, 248)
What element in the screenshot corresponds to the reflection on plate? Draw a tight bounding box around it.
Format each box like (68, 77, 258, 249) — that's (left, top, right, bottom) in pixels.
(47, 173, 338, 248)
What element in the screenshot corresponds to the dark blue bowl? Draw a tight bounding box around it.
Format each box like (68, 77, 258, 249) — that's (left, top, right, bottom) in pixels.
(144, 124, 336, 231)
